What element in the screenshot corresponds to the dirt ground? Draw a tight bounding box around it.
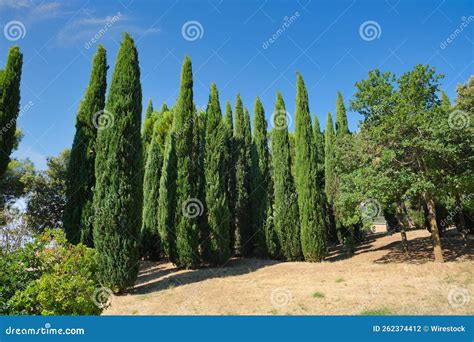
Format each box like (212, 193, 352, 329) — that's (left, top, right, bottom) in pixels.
(104, 230, 473, 315)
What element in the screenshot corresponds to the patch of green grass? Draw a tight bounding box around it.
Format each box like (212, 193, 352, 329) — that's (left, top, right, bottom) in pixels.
(270, 309, 278, 315)
(335, 278, 345, 283)
(312, 291, 325, 298)
(360, 307, 393, 315)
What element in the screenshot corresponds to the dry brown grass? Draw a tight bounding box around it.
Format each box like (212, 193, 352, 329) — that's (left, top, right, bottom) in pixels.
(104, 230, 473, 315)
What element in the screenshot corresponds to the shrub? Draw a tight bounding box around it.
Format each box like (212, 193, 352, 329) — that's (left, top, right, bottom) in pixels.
(5, 229, 102, 315)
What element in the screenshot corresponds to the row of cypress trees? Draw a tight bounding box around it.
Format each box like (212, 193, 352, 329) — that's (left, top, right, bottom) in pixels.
(64, 33, 349, 292)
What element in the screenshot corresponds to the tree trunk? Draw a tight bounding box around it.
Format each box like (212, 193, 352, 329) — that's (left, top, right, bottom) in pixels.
(425, 194, 444, 262)
(395, 202, 409, 253)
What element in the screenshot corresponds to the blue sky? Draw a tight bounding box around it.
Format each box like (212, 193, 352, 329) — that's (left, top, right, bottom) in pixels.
(1, 0, 472, 169)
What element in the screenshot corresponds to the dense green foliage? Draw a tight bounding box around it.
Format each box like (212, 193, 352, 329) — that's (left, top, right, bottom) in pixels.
(2, 229, 101, 315)
(64, 45, 107, 246)
(25, 150, 70, 233)
(92, 33, 143, 291)
(271, 92, 301, 260)
(141, 120, 163, 260)
(294, 74, 326, 261)
(250, 97, 272, 255)
(173, 57, 200, 268)
(0, 46, 22, 184)
(233, 95, 253, 256)
(202, 84, 231, 265)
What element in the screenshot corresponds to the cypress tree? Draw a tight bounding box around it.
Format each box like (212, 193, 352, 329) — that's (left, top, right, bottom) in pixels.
(223, 101, 236, 253)
(142, 99, 155, 161)
(64, 45, 107, 246)
(0, 46, 22, 183)
(141, 121, 163, 260)
(233, 95, 252, 256)
(250, 97, 272, 255)
(294, 73, 326, 261)
(92, 33, 143, 292)
(174, 56, 200, 268)
(313, 115, 325, 188)
(203, 83, 230, 265)
(271, 92, 301, 260)
(335, 91, 349, 135)
(324, 112, 339, 242)
(157, 132, 177, 262)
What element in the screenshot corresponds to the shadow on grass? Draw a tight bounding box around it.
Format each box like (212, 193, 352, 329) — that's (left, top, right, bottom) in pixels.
(372, 234, 474, 264)
(131, 258, 280, 295)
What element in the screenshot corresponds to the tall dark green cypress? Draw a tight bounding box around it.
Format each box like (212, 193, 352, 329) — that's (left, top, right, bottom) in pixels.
(64, 45, 107, 246)
(324, 112, 339, 242)
(157, 132, 177, 262)
(250, 97, 272, 255)
(294, 73, 326, 261)
(335, 91, 349, 135)
(233, 95, 252, 256)
(0, 46, 22, 184)
(92, 34, 143, 292)
(272, 92, 301, 260)
(203, 84, 230, 265)
(324, 113, 335, 202)
(313, 115, 325, 184)
(223, 101, 236, 253)
(174, 56, 199, 268)
(141, 121, 163, 260)
(142, 99, 155, 161)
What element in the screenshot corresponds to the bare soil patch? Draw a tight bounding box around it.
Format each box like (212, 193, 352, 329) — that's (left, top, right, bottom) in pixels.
(104, 230, 473, 315)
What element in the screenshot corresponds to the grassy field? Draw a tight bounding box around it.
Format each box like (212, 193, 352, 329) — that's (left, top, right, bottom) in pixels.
(104, 230, 473, 315)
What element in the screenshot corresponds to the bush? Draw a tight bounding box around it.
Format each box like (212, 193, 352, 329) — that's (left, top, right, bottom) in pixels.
(4, 229, 103, 315)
